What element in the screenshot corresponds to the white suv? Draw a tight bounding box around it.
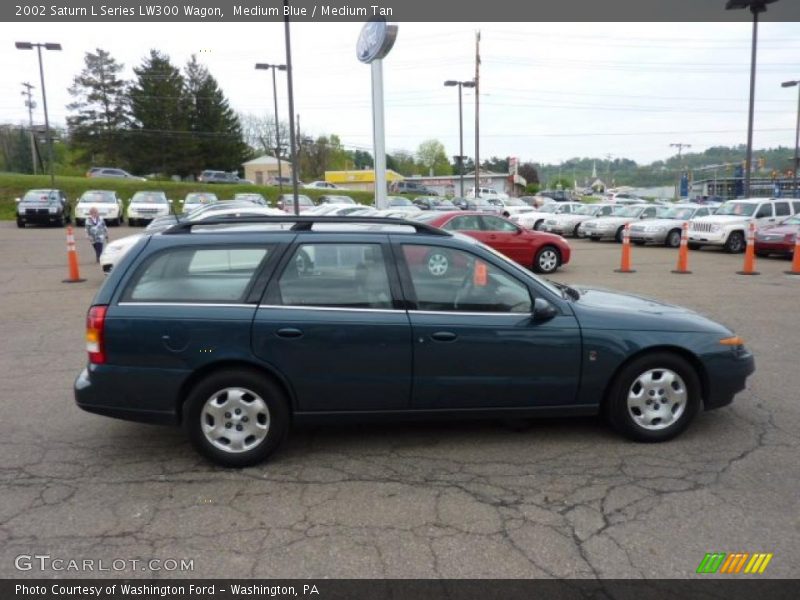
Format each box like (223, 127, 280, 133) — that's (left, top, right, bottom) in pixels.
(689, 198, 799, 253)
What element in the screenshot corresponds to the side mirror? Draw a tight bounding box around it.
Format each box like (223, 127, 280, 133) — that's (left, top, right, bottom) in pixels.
(532, 298, 558, 322)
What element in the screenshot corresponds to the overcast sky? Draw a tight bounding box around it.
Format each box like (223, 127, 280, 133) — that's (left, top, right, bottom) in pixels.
(1, 21, 799, 166)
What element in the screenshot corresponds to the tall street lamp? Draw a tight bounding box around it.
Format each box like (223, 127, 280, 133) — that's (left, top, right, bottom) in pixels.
(444, 79, 475, 198)
(725, 0, 779, 197)
(782, 79, 800, 198)
(255, 63, 287, 193)
(16, 41, 61, 188)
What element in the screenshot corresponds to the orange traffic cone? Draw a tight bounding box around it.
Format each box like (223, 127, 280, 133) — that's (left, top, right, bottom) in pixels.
(785, 230, 800, 275)
(671, 222, 692, 274)
(614, 223, 636, 273)
(63, 226, 86, 284)
(736, 220, 760, 276)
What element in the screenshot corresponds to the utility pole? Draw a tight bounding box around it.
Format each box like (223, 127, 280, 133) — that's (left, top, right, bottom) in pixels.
(474, 30, 481, 197)
(670, 143, 691, 200)
(21, 82, 36, 174)
(283, 0, 299, 214)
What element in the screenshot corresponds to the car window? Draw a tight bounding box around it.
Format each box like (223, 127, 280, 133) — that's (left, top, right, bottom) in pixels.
(775, 202, 790, 217)
(277, 244, 392, 310)
(402, 245, 531, 313)
(755, 204, 773, 219)
(695, 208, 709, 218)
(793, 201, 800, 214)
(481, 216, 518, 232)
(123, 246, 269, 303)
(642, 207, 658, 218)
(444, 215, 482, 231)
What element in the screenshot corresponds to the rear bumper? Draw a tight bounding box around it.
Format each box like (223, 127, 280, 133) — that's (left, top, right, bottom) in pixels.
(74, 365, 184, 425)
(703, 349, 756, 410)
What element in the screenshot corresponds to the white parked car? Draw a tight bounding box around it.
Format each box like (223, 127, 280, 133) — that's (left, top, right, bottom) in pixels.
(511, 202, 585, 231)
(181, 192, 219, 215)
(467, 187, 509, 200)
(74, 190, 124, 226)
(628, 203, 712, 247)
(689, 198, 798, 253)
(101, 205, 284, 274)
(486, 197, 537, 218)
(304, 181, 340, 190)
(126, 191, 172, 226)
(582, 203, 663, 242)
(543, 203, 616, 237)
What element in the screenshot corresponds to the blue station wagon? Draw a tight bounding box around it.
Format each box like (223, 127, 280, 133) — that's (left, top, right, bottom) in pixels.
(75, 216, 755, 467)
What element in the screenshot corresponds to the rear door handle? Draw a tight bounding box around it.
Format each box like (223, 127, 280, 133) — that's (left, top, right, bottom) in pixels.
(430, 331, 457, 342)
(276, 328, 303, 339)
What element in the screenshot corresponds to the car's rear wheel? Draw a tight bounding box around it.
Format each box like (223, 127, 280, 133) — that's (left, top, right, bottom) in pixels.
(615, 227, 625, 243)
(533, 246, 560, 274)
(724, 231, 745, 253)
(666, 229, 682, 248)
(606, 352, 701, 442)
(185, 369, 289, 467)
(425, 250, 451, 278)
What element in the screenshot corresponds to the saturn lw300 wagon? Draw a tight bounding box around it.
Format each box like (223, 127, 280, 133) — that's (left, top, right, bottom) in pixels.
(75, 216, 755, 467)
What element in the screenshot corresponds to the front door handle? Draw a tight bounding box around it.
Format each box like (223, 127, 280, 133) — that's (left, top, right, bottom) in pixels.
(430, 331, 458, 342)
(276, 328, 303, 339)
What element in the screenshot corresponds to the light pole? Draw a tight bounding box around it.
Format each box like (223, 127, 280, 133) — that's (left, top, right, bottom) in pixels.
(255, 63, 287, 193)
(782, 79, 800, 198)
(444, 79, 475, 198)
(670, 142, 691, 199)
(21, 82, 36, 174)
(725, 0, 779, 197)
(16, 41, 61, 188)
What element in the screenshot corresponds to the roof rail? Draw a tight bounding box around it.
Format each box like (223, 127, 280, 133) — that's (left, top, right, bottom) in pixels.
(161, 215, 450, 236)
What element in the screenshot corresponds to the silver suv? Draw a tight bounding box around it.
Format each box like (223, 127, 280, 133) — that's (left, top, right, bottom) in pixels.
(689, 198, 800, 253)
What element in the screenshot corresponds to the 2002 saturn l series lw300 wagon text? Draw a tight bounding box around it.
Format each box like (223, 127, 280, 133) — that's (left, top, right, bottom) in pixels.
(74, 216, 755, 467)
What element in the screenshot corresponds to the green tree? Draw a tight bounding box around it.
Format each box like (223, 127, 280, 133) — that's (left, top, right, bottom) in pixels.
(388, 150, 419, 176)
(481, 156, 509, 173)
(416, 139, 450, 176)
(127, 50, 193, 176)
(518, 162, 539, 186)
(184, 55, 249, 174)
(66, 48, 128, 166)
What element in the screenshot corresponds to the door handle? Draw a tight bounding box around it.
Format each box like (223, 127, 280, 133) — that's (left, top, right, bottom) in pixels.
(276, 328, 303, 339)
(430, 331, 458, 342)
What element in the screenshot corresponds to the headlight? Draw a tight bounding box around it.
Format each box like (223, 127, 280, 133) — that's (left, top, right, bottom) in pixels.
(710, 224, 721, 233)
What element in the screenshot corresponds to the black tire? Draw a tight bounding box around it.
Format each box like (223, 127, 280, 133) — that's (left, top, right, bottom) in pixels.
(688, 242, 701, 251)
(55, 216, 64, 227)
(533, 220, 545, 231)
(632, 240, 646, 246)
(16, 218, 25, 228)
(605, 352, 701, 443)
(184, 368, 290, 467)
(724, 231, 745, 253)
(75, 218, 84, 227)
(533, 245, 561, 274)
(425, 249, 451, 278)
(665, 229, 682, 248)
(573, 224, 581, 237)
(614, 227, 624, 243)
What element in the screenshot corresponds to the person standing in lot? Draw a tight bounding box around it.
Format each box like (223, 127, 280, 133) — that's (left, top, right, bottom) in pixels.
(85, 207, 108, 263)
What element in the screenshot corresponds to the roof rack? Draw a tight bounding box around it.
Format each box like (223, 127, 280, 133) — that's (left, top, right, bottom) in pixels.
(162, 215, 450, 236)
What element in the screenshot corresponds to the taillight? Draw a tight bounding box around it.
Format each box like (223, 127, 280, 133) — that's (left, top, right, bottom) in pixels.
(86, 305, 108, 364)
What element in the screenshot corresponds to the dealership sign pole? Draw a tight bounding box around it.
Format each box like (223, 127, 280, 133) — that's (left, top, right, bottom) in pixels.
(357, 19, 397, 210)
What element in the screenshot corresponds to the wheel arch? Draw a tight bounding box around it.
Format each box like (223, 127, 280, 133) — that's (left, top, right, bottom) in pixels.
(600, 345, 709, 412)
(176, 359, 296, 424)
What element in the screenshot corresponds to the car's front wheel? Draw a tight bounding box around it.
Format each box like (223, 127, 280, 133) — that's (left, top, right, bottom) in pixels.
(533, 246, 560, 274)
(666, 229, 682, 248)
(16, 218, 25, 228)
(606, 352, 701, 442)
(724, 231, 745, 253)
(185, 369, 289, 467)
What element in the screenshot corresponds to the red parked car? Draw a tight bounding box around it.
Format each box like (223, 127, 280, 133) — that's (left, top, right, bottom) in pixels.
(415, 211, 571, 274)
(755, 213, 800, 258)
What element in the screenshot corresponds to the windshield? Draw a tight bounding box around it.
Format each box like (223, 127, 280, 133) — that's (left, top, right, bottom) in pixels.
(715, 202, 757, 217)
(79, 191, 116, 203)
(614, 206, 645, 217)
(131, 192, 167, 204)
(185, 193, 218, 204)
(234, 194, 265, 203)
(660, 207, 694, 220)
(388, 197, 412, 206)
(412, 212, 440, 223)
(326, 196, 355, 204)
(23, 190, 59, 203)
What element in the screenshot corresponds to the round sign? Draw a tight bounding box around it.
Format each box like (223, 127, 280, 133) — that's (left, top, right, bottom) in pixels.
(356, 19, 398, 64)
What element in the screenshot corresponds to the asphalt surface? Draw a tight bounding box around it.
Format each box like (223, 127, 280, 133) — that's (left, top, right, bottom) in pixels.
(1, 222, 798, 579)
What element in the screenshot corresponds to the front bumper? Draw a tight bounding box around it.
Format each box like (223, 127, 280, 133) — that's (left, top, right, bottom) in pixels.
(689, 231, 725, 245)
(703, 348, 756, 410)
(754, 240, 793, 255)
(629, 230, 666, 244)
(18, 209, 61, 223)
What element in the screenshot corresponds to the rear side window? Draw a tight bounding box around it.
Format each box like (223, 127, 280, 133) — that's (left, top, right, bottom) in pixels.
(122, 246, 269, 303)
(793, 201, 800, 214)
(277, 243, 393, 309)
(775, 202, 790, 217)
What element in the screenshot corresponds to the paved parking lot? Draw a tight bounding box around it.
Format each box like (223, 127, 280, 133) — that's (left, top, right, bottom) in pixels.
(1, 222, 798, 579)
